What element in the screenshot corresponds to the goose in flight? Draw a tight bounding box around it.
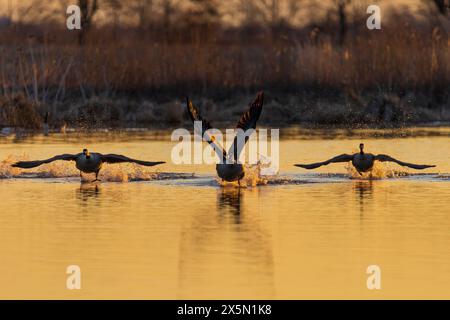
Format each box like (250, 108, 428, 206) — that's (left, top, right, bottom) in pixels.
(186, 91, 264, 185)
(295, 143, 435, 175)
(12, 149, 165, 181)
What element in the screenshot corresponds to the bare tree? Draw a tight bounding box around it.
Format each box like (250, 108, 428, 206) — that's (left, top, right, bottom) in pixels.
(189, 0, 220, 23)
(16, 0, 61, 24)
(104, 0, 122, 38)
(234, 0, 259, 25)
(287, 0, 300, 21)
(426, 1, 449, 106)
(432, 0, 450, 15)
(6, 0, 13, 20)
(78, 0, 99, 45)
(186, 0, 220, 42)
(260, 0, 280, 26)
(336, 0, 350, 45)
(136, 0, 154, 29)
(161, 0, 178, 30)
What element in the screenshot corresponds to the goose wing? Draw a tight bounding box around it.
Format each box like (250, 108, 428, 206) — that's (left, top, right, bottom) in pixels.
(100, 154, 165, 166)
(228, 91, 264, 161)
(186, 97, 227, 161)
(295, 154, 354, 169)
(374, 154, 436, 169)
(12, 154, 79, 169)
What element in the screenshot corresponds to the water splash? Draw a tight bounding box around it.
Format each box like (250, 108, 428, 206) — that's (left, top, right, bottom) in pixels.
(216, 155, 279, 187)
(97, 164, 194, 182)
(1, 154, 193, 182)
(216, 164, 267, 187)
(0, 154, 22, 178)
(345, 161, 412, 179)
(266, 176, 312, 185)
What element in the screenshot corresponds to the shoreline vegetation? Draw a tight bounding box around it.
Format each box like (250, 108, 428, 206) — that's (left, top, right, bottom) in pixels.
(3, 124, 450, 141)
(0, 1, 449, 131)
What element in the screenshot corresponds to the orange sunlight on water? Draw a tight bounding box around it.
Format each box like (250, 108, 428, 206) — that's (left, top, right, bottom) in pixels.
(0, 131, 449, 299)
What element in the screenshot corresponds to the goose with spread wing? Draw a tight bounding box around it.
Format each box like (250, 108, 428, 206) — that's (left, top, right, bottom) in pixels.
(186, 91, 264, 185)
(295, 143, 435, 175)
(12, 149, 165, 181)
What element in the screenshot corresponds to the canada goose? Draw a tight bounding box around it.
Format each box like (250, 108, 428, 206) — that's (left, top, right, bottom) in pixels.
(295, 143, 435, 175)
(11, 149, 165, 182)
(186, 91, 264, 185)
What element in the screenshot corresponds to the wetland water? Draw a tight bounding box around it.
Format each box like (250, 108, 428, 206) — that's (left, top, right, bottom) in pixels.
(0, 129, 449, 299)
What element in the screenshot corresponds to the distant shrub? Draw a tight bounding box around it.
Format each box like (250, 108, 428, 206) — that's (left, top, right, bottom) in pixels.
(0, 94, 42, 129)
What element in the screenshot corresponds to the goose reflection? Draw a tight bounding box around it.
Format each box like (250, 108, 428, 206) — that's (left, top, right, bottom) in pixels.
(353, 180, 374, 215)
(76, 183, 101, 204)
(217, 187, 242, 223)
(176, 187, 275, 298)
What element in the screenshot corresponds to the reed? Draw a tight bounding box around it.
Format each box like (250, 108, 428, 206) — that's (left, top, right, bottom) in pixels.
(0, 10, 448, 129)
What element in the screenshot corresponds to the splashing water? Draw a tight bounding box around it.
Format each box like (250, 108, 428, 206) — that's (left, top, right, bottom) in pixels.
(36, 161, 79, 178)
(0, 155, 23, 178)
(345, 161, 411, 179)
(96, 163, 175, 182)
(216, 155, 279, 187)
(0, 154, 191, 182)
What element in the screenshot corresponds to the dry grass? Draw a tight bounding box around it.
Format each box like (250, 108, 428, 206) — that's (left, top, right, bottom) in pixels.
(0, 12, 449, 129)
(0, 94, 42, 129)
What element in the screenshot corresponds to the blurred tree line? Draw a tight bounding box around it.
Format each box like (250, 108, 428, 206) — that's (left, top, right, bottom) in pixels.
(0, 0, 450, 129)
(1, 0, 448, 46)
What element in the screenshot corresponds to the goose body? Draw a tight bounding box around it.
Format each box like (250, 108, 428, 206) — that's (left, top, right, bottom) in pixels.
(12, 149, 165, 181)
(296, 143, 435, 175)
(352, 152, 376, 172)
(216, 163, 245, 182)
(75, 152, 103, 173)
(186, 91, 264, 184)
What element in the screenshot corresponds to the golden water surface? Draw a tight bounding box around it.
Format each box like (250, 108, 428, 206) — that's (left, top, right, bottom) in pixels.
(0, 129, 449, 299)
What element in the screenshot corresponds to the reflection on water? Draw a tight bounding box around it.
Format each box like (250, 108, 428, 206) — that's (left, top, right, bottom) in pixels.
(76, 183, 101, 205)
(353, 180, 374, 216)
(217, 187, 242, 219)
(176, 186, 275, 299)
(0, 131, 449, 299)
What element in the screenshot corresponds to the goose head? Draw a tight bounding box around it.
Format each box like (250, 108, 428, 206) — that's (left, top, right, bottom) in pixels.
(83, 148, 91, 159)
(359, 143, 364, 154)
